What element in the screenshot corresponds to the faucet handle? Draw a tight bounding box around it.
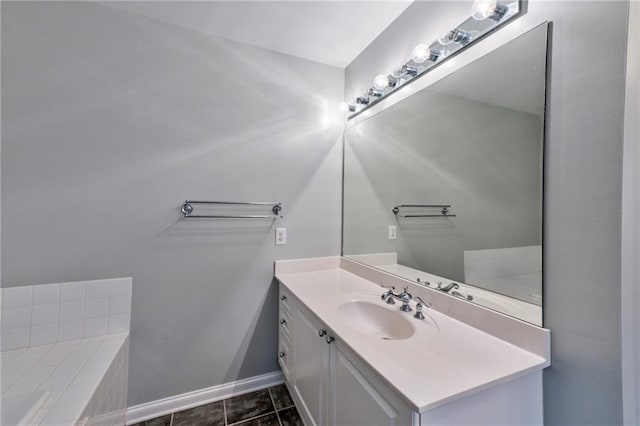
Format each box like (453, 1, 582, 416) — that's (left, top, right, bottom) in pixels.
(416, 278, 431, 287)
(415, 296, 431, 309)
(414, 296, 431, 320)
(381, 285, 396, 305)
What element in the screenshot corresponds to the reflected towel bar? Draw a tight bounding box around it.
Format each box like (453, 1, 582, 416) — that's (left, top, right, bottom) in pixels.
(396, 214, 457, 218)
(392, 204, 455, 217)
(181, 200, 282, 219)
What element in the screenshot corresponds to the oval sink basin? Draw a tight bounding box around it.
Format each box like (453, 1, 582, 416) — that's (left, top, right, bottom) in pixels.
(337, 301, 415, 341)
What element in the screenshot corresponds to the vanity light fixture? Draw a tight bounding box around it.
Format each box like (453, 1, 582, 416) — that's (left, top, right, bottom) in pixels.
(339, 102, 356, 113)
(437, 28, 474, 46)
(412, 44, 439, 63)
(394, 64, 419, 78)
(373, 74, 395, 90)
(341, 0, 521, 119)
(368, 88, 384, 98)
(471, 0, 508, 21)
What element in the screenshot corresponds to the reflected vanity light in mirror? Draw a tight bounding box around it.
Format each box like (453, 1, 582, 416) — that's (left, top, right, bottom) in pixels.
(341, 0, 521, 118)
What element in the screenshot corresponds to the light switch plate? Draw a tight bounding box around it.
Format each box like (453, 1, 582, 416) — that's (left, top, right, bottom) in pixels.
(276, 228, 287, 245)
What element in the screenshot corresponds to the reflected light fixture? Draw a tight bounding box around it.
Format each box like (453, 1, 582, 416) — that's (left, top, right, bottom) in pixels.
(471, 0, 507, 21)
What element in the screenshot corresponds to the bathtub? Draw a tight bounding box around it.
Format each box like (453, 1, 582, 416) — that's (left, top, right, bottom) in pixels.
(1, 334, 129, 425)
(1, 390, 51, 425)
(1, 277, 132, 425)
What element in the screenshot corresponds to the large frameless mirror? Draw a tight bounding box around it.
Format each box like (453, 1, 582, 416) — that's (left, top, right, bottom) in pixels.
(343, 23, 548, 326)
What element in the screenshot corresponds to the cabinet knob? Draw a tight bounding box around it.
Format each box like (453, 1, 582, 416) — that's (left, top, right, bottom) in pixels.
(280, 295, 287, 301)
(279, 319, 287, 325)
(279, 352, 286, 358)
(326, 335, 335, 344)
(318, 329, 327, 337)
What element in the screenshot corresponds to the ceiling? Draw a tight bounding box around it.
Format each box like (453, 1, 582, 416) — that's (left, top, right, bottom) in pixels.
(103, 1, 413, 68)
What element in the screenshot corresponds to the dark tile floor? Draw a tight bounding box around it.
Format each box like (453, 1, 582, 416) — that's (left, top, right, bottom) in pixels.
(131, 384, 303, 426)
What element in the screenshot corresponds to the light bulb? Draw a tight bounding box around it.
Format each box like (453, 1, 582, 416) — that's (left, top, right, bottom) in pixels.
(373, 74, 390, 90)
(471, 0, 506, 20)
(412, 44, 439, 63)
(412, 44, 430, 63)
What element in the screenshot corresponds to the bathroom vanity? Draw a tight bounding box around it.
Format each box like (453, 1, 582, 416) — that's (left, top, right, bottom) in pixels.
(275, 257, 550, 426)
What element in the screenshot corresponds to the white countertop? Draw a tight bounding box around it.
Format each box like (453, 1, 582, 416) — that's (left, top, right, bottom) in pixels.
(275, 266, 549, 413)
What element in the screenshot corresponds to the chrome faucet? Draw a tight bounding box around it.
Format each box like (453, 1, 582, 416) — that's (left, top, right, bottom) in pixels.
(399, 286, 413, 312)
(380, 285, 413, 311)
(380, 285, 397, 305)
(451, 290, 473, 301)
(438, 282, 460, 293)
(414, 296, 431, 320)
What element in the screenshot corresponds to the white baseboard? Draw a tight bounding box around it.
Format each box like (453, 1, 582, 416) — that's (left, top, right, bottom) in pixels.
(126, 371, 284, 425)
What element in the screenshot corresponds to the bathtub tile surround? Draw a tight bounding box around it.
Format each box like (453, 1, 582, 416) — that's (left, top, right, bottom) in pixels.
(1, 278, 132, 350)
(1, 334, 129, 425)
(1, 277, 132, 424)
(132, 385, 302, 426)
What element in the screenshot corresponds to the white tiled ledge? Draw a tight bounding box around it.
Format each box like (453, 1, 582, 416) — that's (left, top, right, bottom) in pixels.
(1, 333, 129, 425)
(1, 278, 132, 351)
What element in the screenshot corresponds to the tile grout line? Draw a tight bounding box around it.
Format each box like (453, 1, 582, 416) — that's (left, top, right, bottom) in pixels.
(223, 398, 228, 426)
(170, 412, 174, 426)
(277, 404, 295, 412)
(268, 388, 283, 426)
(228, 411, 278, 426)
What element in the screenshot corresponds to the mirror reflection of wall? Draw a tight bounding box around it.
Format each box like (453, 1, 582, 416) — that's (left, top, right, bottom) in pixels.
(343, 23, 548, 326)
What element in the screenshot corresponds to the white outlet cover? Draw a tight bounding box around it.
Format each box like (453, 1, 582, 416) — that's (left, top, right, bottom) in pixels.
(276, 228, 287, 245)
(388, 226, 397, 240)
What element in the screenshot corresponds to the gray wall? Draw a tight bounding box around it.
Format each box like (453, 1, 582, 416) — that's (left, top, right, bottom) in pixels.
(1, 2, 343, 406)
(346, 1, 628, 425)
(343, 92, 542, 289)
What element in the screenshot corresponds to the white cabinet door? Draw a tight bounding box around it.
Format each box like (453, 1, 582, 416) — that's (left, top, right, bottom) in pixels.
(329, 342, 414, 426)
(292, 305, 330, 426)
